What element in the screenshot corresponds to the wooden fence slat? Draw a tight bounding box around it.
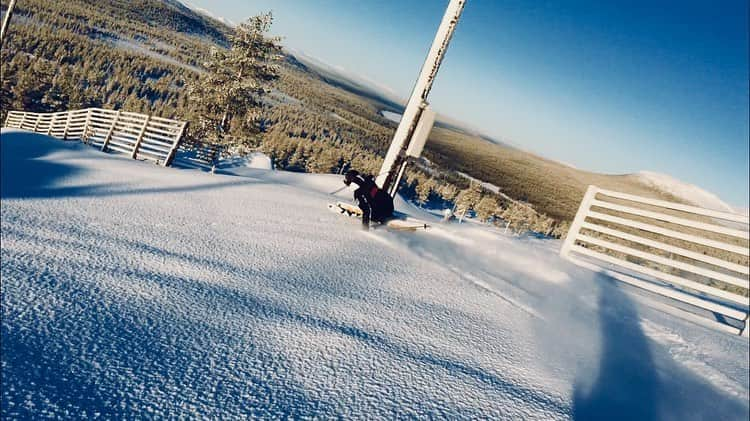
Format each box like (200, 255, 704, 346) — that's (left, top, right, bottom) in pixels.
(102, 110, 121, 152)
(112, 125, 143, 137)
(48, 113, 57, 136)
(138, 142, 170, 154)
(106, 143, 132, 154)
(587, 211, 750, 257)
(140, 136, 173, 149)
(598, 188, 750, 224)
(142, 131, 177, 144)
(580, 222, 750, 276)
(576, 234, 749, 291)
(144, 125, 180, 137)
(131, 114, 152, 159)
(82, 109, 92, 143)
(592, 199, 750, 240)
(63, 111, 72, 140)
(164, 121, 187, 167)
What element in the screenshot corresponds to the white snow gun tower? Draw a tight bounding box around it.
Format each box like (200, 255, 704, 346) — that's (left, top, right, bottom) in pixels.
(376, 0, 466, 197)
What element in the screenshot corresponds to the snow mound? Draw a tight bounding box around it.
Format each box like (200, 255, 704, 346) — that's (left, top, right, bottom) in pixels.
(219, 152, 273, 170)
(636, 171, 736, 213)
(2, 129, 748, 419)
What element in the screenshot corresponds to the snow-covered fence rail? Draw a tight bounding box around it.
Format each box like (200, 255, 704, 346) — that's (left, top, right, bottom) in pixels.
(561, 185, 750, 336)
(3, 109, 187, 166)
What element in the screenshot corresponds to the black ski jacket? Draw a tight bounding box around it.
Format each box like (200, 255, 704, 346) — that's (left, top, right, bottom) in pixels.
(352, 175, 394, 223)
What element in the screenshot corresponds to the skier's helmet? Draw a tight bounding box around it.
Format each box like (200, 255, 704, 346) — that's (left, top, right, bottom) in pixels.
(344, 169, 359, 186)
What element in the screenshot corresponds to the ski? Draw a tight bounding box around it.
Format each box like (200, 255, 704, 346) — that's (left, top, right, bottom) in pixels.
(327, 202, 430, 231)
(327, 201, 363, 218)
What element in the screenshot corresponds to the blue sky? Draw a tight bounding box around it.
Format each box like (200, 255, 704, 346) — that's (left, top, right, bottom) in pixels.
(187, 0, 749, 207)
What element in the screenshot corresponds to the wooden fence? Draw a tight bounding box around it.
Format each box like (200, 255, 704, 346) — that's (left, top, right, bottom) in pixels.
(3, 109, 187, 166)
(561, 185, 750, 336)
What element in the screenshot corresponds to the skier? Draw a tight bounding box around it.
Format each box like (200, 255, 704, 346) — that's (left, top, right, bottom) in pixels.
(343, 169, 394, 229)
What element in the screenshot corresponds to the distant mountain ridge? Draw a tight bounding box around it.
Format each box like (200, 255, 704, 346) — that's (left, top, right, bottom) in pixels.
(177, 0, 237, 28)
(284, 49, 517, 147)
(635, 171, 737, 213)
(284, 49, 405, 111)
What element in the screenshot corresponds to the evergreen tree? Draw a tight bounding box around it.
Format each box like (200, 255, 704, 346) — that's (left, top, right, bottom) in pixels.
(455, 183, 482, 219)
(474, 196, 498, 222)
(551, 220, 570, 238)
(500, 202, 529, 231)
(439, 183, 458, 202)
(188, 12, 281, 146)
(42, 76, 69, 112)
(415, 177, 437, 205)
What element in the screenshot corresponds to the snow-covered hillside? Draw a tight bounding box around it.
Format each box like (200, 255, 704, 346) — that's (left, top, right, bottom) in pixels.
(1, 129, 748, 419)
(179, 1, 236, 27)
(636, 171, 736, 213)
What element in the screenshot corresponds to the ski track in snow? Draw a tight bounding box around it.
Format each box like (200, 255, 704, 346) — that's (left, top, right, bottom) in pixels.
(1, 129, 748, 419)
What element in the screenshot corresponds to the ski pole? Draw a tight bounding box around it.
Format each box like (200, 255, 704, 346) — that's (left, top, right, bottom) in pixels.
(328, 185, 349, 195)
(328, 169, 392, 195)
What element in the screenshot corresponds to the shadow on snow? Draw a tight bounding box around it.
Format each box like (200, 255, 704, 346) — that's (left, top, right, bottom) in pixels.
(0, 131, 262, 200)
(573, 277, 747, 420)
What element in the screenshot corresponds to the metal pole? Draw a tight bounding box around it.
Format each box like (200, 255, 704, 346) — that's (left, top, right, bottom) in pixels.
(376, 0, 466, 196)
(0, 0, 18, 48)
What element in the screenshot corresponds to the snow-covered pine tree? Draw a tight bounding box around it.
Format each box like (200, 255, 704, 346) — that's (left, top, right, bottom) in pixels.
(188, 12, 282, 147)
(474, 196, 498, 222)
(500, 201, 531, 232)
(551, 220, 570, 238)
(439, 183, 458, 203)
(455, 182, 482, 221)
(41, 75, 69, 112)
(415, 177, 437, 206)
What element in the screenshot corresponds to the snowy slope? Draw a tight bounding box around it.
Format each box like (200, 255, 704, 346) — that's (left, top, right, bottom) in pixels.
(636, 171, 736, 212)
(1, 129, 748, 419)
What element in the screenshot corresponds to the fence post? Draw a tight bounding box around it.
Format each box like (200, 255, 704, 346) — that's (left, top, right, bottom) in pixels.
(3, 112, 12, 127)
(131, 114, 152, 159)
(83, 108, 92, 143)
(102, 110, 121, 152)
(32, 113, 41, 132)
(164, 121, 187, 167)
(560, 185, 598, 258)
(47, 113, 55, 136)
(63, 111, 72, 140)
